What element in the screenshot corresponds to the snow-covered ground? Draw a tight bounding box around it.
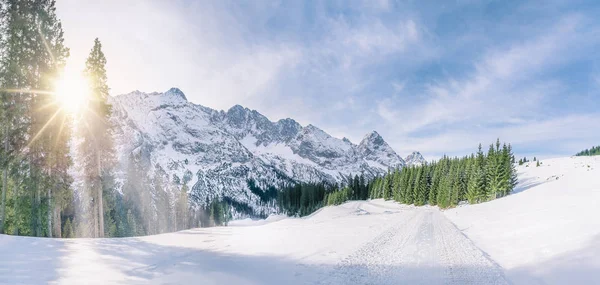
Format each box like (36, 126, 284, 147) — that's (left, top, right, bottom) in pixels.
(1, 156, 597, 284)
(0, 200, 506, 284)
(445, 156, 600, 284)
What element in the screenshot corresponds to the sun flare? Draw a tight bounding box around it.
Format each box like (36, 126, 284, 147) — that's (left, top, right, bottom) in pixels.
(54, 68, 90, 114)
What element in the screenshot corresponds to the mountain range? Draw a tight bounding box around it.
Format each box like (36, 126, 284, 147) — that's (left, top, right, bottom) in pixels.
(108, 88, 424, 212)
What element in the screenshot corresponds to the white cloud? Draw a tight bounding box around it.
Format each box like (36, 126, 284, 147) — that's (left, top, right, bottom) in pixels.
(56, 0, 301, 111)
(55, 1, 600, 160)
(392, 114, 600, 157)
(372, 14, 600, 158)
(332, 18, 421, 60)
(378, 15, 584, 130)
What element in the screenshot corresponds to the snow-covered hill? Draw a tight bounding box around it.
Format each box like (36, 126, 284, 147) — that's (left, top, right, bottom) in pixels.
(445, 156, 600, 284)
(1, 156, 598, 284)
(0, 200, 507, 284)
(109, 88, 409, 210)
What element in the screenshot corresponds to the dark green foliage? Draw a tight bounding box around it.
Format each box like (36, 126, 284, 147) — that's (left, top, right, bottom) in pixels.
(367, 139, 518, 209)
(326, 187, 350, 206)
(0, 0, 72, 237)
(247, 179, 278, 203)
(575, 145, 600, 156)
(277, 182, 329, 216)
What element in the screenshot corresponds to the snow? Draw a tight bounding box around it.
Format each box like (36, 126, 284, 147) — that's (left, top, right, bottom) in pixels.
(8, 153, 596, 284)
(239, 134, 317, 167)
(0, 200, 506, 284)
(228, 215, 288, 227)
(108, 89, 410, 212)
(445, 156, 600, 284)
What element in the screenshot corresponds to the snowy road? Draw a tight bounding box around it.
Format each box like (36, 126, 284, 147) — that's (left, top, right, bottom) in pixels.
(326, 207, 507, 284)
(0, 200, 507, 284)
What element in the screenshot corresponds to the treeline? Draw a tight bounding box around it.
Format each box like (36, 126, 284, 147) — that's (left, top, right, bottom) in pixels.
(277, 183, 328, 216)
(326, 175, 369, 205)
(277, 139, 518, 217)
(576, 145, 600, 156)
(369, 139, 517, 208)
(0, 1, 76, 237)
(274, 175, 371, 216)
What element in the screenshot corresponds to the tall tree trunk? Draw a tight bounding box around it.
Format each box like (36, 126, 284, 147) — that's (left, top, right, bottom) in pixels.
(13, 174, 19, 236)
(54, 206, 61, 238)
(36, 173, 41, 237)
(47, 185, 52, 238)
(0, 124, 8, 234)
(97, 152, 104, 238)
(93, 189, 98, 238)
(98, 182, 104, 238)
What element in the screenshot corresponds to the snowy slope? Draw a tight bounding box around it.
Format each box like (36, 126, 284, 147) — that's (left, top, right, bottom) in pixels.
(0, 200, 506, 284)
(2, 156, 596, 284)
(445, 156, 600, 284)
(109, 88, 409, 211)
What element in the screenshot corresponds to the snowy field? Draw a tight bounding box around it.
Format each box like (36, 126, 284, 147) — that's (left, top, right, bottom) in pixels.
(0, 200, 506, 284)
(445, 156, 600, 284)
(1, 156, 598, 284)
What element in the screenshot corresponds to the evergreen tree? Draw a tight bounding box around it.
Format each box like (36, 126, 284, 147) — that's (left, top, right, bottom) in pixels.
(0, 0, 70, 236)
(415, 166, 428, 206)
(428, 162, 440, 205)
(78, 38, 114, 238)
(575, 145, 600, 156)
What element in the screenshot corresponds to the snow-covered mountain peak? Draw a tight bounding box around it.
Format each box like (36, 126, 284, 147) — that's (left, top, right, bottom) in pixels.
(357, 131, 405, 169)
(165, 87, 187, 101)
(109, 88, 415, 213)
(360, 131, 385, 146)
(405, 151, 426, 166)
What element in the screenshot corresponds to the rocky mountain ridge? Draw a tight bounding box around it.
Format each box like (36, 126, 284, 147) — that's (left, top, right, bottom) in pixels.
(109, 88, 420, 213)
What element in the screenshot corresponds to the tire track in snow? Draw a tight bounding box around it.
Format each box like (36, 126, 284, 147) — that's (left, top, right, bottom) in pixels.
(433, 210, 509, 284)
(323, 207, 509, 284)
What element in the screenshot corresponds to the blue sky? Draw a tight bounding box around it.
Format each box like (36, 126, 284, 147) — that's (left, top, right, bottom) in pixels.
(57, 0, 600, 160)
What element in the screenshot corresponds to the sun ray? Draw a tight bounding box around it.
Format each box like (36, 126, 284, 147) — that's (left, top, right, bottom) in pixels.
(54, 111, 69, 148)
(0, 88, 55, 96)
(26, 107, 63, 151)
(37, 24, 56, 65)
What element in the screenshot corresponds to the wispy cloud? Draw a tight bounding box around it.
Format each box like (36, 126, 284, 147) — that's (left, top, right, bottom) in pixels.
(56, 1, 600, 159)
(375, 14, 600, 157)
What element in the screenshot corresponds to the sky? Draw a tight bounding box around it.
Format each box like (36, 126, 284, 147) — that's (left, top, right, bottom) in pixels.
(56, 0, 600, 160)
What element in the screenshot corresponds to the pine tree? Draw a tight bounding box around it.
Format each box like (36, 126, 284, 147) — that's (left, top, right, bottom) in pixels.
(359, 174, 366, 200)
(383, 172, 392, 200)
(0, 0, 70, 237)
(405, 167, 415, 204)
(415, 166, 428, 206)
(79, 38, 114, 238)
(428, 162, 440, 205)
(391, 169, 400, 201)
(176, 184, 189, 231)
(62, 218, 73, 238)
(0, 0, 34, 235)
(506, 144, 518, 195)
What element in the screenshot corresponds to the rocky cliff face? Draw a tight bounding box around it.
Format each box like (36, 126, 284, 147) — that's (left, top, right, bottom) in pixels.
(109, 88, 414, 212)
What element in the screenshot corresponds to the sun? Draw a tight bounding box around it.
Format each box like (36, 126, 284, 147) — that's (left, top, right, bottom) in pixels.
(54, 68, 91, 114)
